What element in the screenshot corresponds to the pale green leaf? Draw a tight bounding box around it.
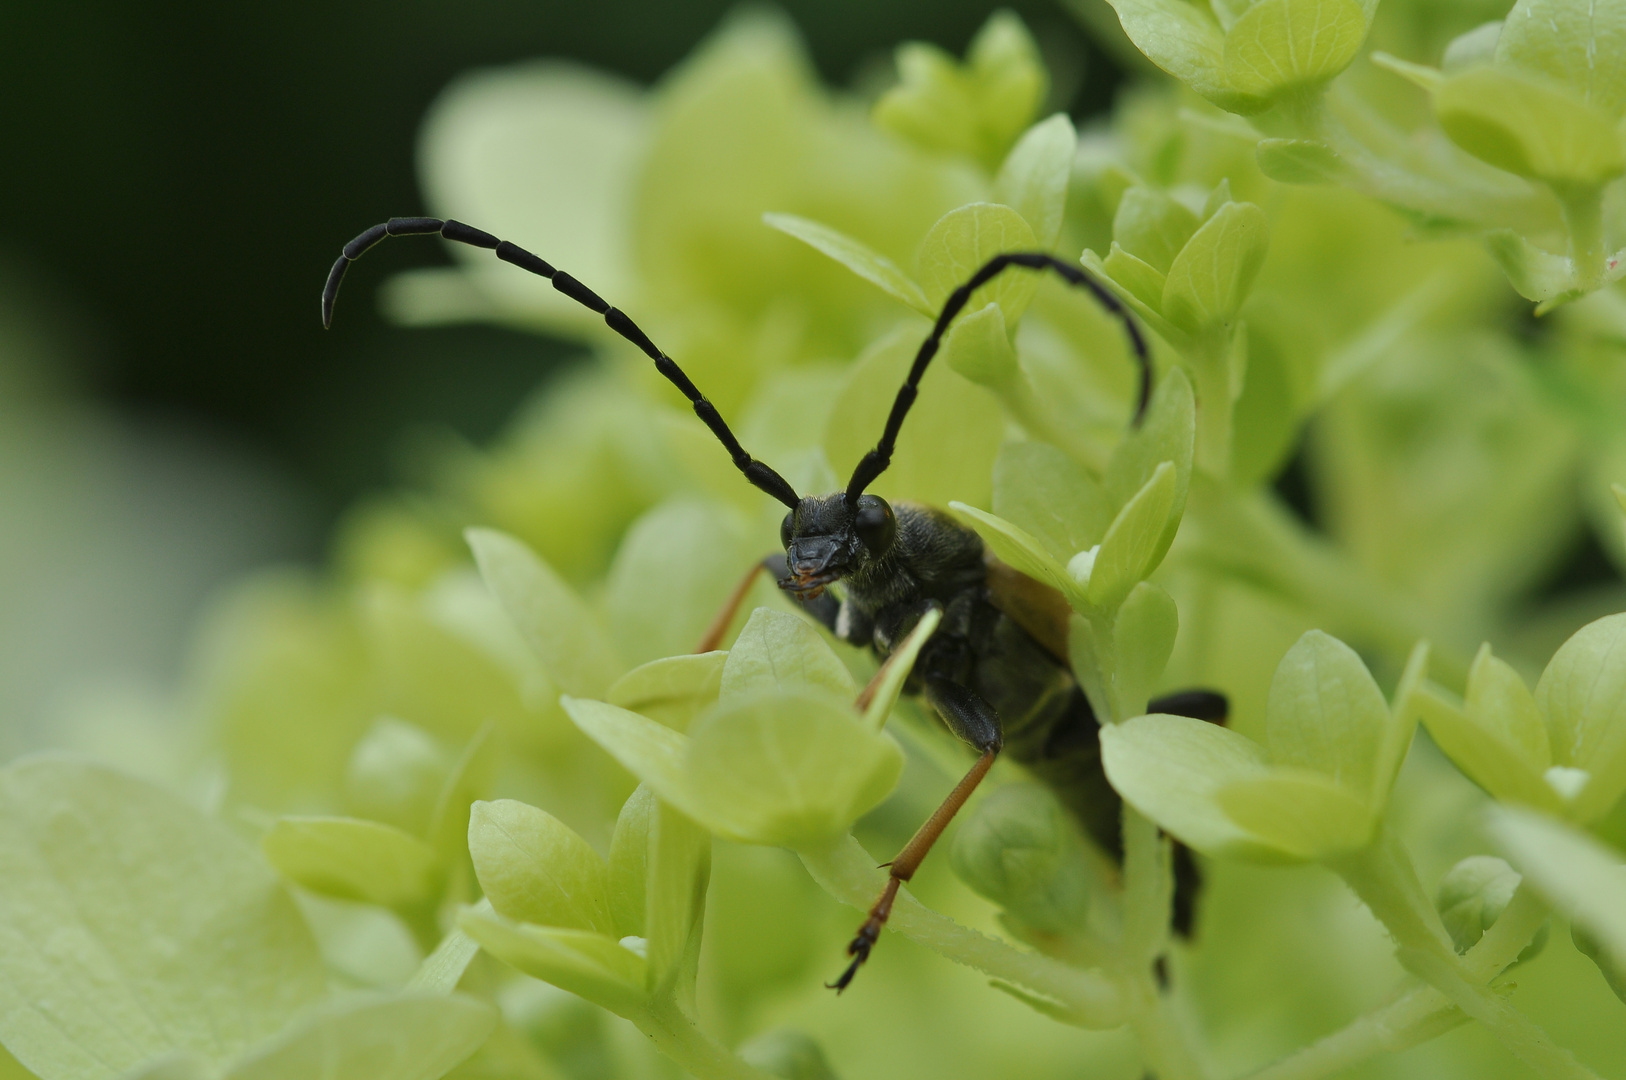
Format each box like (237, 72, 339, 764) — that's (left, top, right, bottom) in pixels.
(1374, 641, 1428, 802)
(948, 502, 1078, 604)
(607, 652, 727, 733)
(1265, 630, 1389, 792)
(684, 689, 904, 847)
(825, 328, 1003, 509)
(223, 993, 496, 1080)
(1113, 187, 1200, 274)
(1467, 644, 1552, 767)
(1105, 367, 1194, 568)
(458, 912, 647, 1015)
(1102, 0, 1262, 111)
(762, 213, 933, 315)
(643, 801, 711, 992)
(424, 721, 499, 859)
(1114, 582, 1179, 716)
(917, 203, 1041, 325)
(950, 783, 1096, 934)
(559, 697, 702, 819)
(1497, 0, 1626, 117)
(862, 607, 944, 731)
(720, 608, 856, 701)
(1436, 67, 1625, 186)
(1370, 52, 1445, 92)
(993, 114, 1077, 248)
(407, 900, 491, 994)
(1101, 243, 1170, 314)
(343, 718, 451, 839)
(1414, 686, 1563, 811)
(1088, 462, 1178, 612)
(942, 302, 1022, 390)
(467, 800, 615, 934)
(992, 441, 1113, 563)
(607, 786, 655, 939)
(1485, 228, 1580, 304)
(1161, 201, 1270, 333)
(0, 758, 325, 1080)
(466, 528, 622, 697)
(1221, 0, 1368, 98)
(1536, 612, 1626, 821)
(1255, 138, 1351, 184)
(1215, 769, 1376, 859)
(1100, 714, 1278, 859)
(602, 499, 753, 667)
(1492, 808, 1626, 973)
(263, 817, 439, 908)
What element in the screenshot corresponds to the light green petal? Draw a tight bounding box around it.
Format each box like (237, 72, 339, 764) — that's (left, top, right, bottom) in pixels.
(720, 608, 856, 701)
(223, 993, 496, 1080)
(263, 817, 440, 908)
(467, 800, 616, 935)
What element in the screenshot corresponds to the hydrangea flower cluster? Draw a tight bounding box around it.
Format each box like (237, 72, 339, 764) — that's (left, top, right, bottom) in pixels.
(6, 2, 1626, 1079)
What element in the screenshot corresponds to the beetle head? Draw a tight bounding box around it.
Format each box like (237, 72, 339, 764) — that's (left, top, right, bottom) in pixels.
(778, 493, 897, 599)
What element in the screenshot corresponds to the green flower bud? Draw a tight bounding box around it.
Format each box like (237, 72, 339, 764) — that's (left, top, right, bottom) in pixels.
(950, 784, 1094, 935)
(1437, 855, 1547, 961)
(740, 1030, 841, 1080)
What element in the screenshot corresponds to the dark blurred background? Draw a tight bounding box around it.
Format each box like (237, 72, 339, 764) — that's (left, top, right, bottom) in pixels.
(0, 0, 1125, 541)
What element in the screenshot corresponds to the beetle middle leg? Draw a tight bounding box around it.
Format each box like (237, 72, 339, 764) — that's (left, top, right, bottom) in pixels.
(829, 676, 1003, 992)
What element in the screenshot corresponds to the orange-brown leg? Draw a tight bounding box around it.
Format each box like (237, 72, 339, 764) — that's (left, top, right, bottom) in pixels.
(828, 747, 998, 992)
(694, 560, 769, 653)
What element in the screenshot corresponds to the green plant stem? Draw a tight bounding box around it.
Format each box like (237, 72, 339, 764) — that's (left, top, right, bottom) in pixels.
(1238, 886, 1551, 1080)
(798, 835, 1127, 1027)
(1331, 830, 1601, 1080)
(629, 996, 776, 1080)
(1188, 332, 1236, 480)
(1557, 185, 1607, 293)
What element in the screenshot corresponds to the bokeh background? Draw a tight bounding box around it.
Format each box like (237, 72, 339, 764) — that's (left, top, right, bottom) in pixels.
(0, 0, 1132, 759)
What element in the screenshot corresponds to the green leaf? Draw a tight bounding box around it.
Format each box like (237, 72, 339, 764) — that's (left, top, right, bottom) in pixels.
(1370, 52, 1445, 93)
(1255, 139, 1350, 184)
(947, 502, 1078, 604)
(1113, 187, 1201, 274)
(1414, 685, 1563, 811)
(1374, 641, 1428, 802)
(1492, 808, 1626, 977)
(608, 786, 655, 939)
(941, 302, 1021, 390)
(992, 441, 1112, 563)
(1435, 67, 1625, 186)
(1535, 612, 1626, 821)
(825, 328, 1004, 509)
(407, 901, 489, 993)
(1114, 582, 1180, 716)
(223, 993, 496, 1080)
(1102, 0, 1259, 112)
(762, 213, 934, 315)
(459, 912, 647, 1015)
(1265, 630, 1390, 796)
(993, 114, 1077, 248)
(1087, 461, 1178, 612)
(467, 528, 622, 697)
(720, 608, 856, 702)
(263, 817, 439, 908)
(1101, 243, 1170, 314)
(424, 721, 500, 859)
(607, 652, 727, 733)
(344, 717, 452, 838)
(1497, 0, 1626, 117)
(1467, 644, 1552, 768)
(1100, 714, 1279, 859)
(739, 1031, 841, 1080)
(1161, 201, 1270, 334)
(467, 800, 616, 934)
(684, 688, 905, 847)
(643, 801, 710, 991)
(1105, 366, 1195, 567)
(917, 203, 1041, 326)
(1221, 0, 1368, 99)
(862, 607, 944, 731)
(1443, 21, 1503, 71)
(1436, 856, 1528, 955)
(560, 697, 699, 818)
(950, 784, 1097, 934)
(1215, 769, 1376, 859)
(1485, 228, 1579, 304)
(0, 758, 325, 1080)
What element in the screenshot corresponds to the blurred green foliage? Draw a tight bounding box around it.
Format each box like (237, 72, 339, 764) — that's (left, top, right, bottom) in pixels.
(7, 2, 1626, 1079)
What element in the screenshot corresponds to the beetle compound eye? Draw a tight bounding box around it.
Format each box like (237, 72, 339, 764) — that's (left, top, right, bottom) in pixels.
(780, 512, 796, 549)
(854, 497, 896, 555)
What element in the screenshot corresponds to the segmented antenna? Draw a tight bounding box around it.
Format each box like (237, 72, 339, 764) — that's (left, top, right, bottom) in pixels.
(321, 217, 802, 509)
(845, 253, 1150, 503)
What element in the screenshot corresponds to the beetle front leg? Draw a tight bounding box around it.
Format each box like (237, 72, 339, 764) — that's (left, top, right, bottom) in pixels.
(829, 677, 1003, 992)
(694, 553, 842, 652)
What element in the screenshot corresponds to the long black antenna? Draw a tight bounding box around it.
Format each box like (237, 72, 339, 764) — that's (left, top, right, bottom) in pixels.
(322, 217, 802, 510)
(845, 252, 1150, 503)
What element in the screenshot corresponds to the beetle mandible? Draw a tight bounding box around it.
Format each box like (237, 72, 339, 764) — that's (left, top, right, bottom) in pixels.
(322, 216, 1228, 992)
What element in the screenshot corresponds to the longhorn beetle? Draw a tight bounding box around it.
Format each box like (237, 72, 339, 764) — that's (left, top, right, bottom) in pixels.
(323, 215, 1228, 992)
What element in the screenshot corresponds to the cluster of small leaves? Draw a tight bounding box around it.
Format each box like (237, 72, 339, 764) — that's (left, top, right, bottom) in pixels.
(8, 3, 1626, 1080)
